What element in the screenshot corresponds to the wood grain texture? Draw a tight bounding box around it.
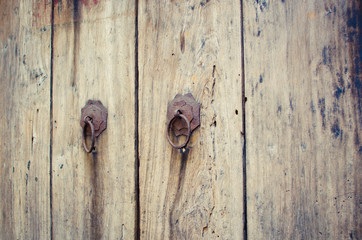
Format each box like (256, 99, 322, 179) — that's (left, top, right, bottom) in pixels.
(51, 1, 136, 239)
(138, 0, 244, 239)
(244, 0, 361, 239)
(0, 0, 52, 239)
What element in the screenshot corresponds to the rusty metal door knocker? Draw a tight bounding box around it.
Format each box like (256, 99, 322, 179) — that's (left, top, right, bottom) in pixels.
(80, 100, 108, 153)
(167, 93, 200, 151)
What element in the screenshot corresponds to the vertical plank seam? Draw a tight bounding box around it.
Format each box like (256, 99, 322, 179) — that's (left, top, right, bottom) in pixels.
(134, 0, 140, 239)
(240, 0, 247, 239)
(49, 0, 55, 239)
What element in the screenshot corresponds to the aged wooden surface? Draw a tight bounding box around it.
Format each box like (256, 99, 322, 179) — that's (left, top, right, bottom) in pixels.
(0, 0, 52, 239)
(244, 0, 361, 239)
(138, 0, 244, 239)
(51, 1, 136, 239)
(1, 0, 361, 239)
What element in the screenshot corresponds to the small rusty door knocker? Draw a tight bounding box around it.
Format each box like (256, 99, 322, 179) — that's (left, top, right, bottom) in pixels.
(80, 100, 108, 153)
(167, 93, 200, 150)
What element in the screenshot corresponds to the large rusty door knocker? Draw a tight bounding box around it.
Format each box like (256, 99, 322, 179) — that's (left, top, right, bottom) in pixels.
(80, 100, 108, 153)
(167, 93, 200, 150)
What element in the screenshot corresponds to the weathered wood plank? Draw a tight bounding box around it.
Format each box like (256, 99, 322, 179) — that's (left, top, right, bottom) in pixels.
(51, 1, 136, 239)
(244, 0, 361, 238)
(0, 0, 52, 239)
(139, 0, 244, 239)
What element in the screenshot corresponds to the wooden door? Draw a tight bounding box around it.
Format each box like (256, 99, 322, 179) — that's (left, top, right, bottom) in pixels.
(0, 0, 360, 239)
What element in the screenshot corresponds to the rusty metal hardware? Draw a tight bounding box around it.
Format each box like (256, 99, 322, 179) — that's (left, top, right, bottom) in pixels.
(82, 116, 95, 153)
(167, 110, 191, 149)
(167, 93, 200, 149)
(80, 100, 108, 153)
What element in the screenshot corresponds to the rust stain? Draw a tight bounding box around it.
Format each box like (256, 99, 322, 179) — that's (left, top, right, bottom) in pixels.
(0, 1, 15, 43)
(72, 0, 99, 7)
(89, 152, 104, 239)
(32, 0, 42, 27)
(185, 30, 190, 38)
(307, 11, 316, 20)
(54, 0, 99, 7)
(32, 0, 51, 28)
(168, 148, 189, 238)
(53, 0, 100, 24)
